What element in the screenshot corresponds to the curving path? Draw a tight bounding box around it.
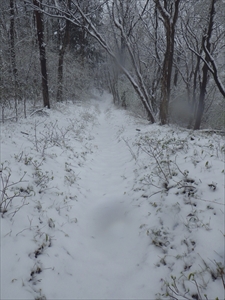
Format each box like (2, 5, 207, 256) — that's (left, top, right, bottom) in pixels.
(67, 99, 152, 298)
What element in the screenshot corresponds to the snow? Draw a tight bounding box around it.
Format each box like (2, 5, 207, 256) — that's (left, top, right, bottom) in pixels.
(0, 92, 224, 300)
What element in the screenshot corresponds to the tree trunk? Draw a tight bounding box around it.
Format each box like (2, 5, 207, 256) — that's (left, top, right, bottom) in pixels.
(74, 1, 156, 123)
(9, 0, 19, 120)
(154, 0, 180, 125)
(56, 0, 71, 102)
(107, 69, 120, 105)
(160, 32, 173, 124)
(194, 70, 207, 130)
(194, 0, 215, 130)
(173, 52, 181, 87)
(187, 54, 201, 129)
(33, 0, 50, 108)
(56, 54, 64, 102)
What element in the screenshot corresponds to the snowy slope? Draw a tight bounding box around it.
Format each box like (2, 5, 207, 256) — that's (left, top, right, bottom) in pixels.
(0, 93, 224, 300)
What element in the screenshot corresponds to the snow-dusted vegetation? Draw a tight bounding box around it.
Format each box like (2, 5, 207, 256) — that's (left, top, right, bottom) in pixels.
(1, 0, 224, 298)
(1, 95, 224, 299)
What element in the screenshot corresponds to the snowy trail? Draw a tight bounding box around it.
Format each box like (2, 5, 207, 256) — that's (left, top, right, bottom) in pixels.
(34, 99, 154, 300)
(2, 95, 224, 300)
(83, 103, 137, 249)
(1, 96, 156, 300)
(69, 100, 151, 298)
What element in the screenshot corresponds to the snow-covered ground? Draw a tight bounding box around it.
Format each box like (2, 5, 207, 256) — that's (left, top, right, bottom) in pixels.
(1, 93, 224, 300)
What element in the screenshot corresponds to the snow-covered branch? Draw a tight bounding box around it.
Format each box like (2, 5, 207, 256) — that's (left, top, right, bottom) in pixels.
(203, 41, 225, 98)
(186, 39, 225, 98)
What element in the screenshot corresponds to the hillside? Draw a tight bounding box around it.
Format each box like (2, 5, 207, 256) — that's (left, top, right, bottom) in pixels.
(1, 93, 224, 300)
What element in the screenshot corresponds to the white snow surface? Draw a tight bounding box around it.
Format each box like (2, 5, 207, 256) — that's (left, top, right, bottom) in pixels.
(0, 93, 224, 300)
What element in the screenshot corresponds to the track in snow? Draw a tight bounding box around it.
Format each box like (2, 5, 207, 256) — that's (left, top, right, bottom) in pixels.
(66, 100, 152, 299)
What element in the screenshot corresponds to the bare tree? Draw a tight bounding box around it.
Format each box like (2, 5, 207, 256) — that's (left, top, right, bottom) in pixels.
(56, 0, 71, 102)
(185, 0, 225, 101)
(154, 0, 180, 125)
(178, 0, 225, 129)
(32, 0, 155, 122)
(112, 0, 156, 122)
(2, 0, 223, 129)
(9, 0, 19, 119)
(33, 0, 50, 108)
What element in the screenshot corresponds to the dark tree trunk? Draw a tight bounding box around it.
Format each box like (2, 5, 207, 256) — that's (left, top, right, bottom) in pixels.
(187, 54, 201, 129)
(107, 70, 120, 105)
(194, 0, 216, 130)
(56, 0, 71, 102)
(10, 0, 18, 83)
(56, 54, 64, 102)
(33, 0, 50, 108)
(160, 30, 174, 125)
(154, 0, 180, 125)
(173, 53, 181, 87)
(9, 0, 19, 119)
(194, 65, 208, 130)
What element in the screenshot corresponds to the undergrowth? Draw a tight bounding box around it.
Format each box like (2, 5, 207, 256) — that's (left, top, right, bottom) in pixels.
(131, 129, 225, 299)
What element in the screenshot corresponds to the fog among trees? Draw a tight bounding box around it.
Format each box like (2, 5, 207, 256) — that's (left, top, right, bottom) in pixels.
(0, 0, 224, 129)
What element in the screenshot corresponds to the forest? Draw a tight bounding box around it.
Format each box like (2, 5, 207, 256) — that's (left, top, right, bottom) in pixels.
(1, 1, 225, 300)
(0, 0, 224, 129)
